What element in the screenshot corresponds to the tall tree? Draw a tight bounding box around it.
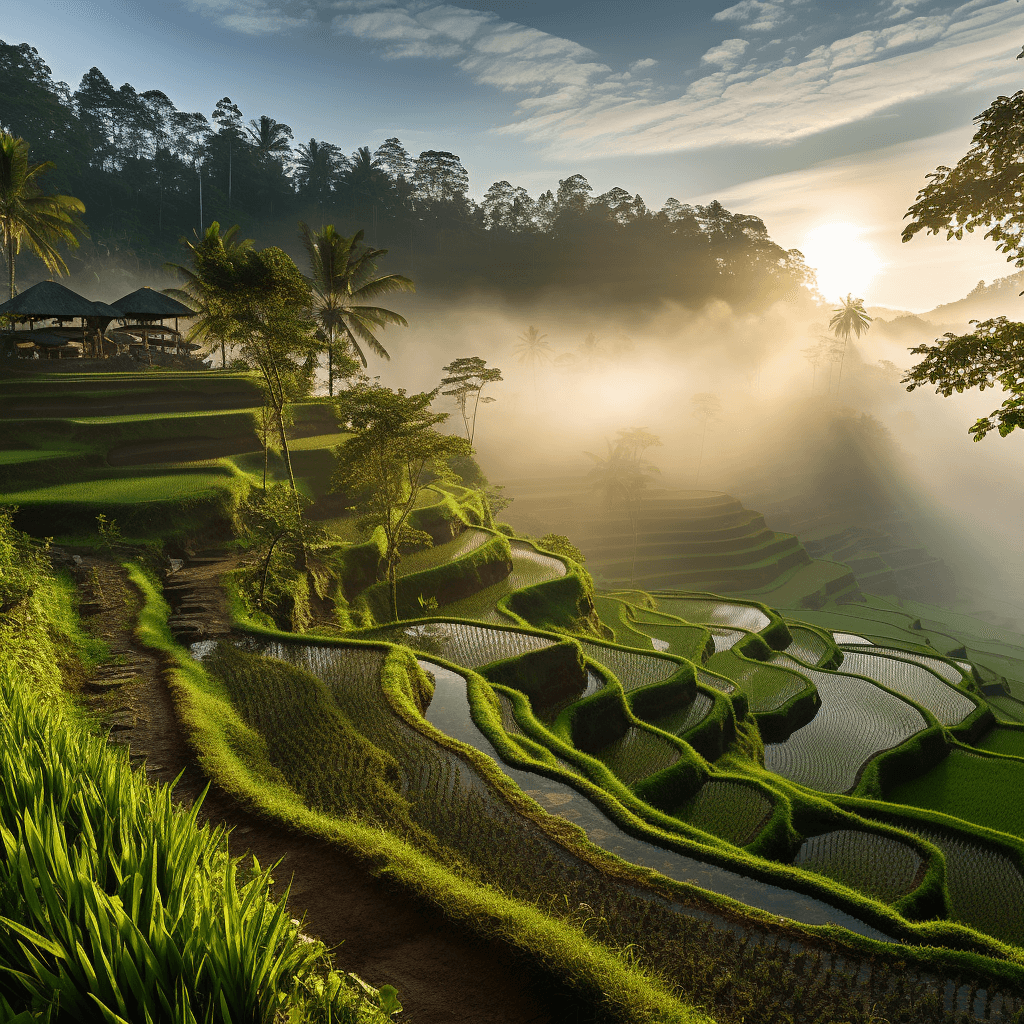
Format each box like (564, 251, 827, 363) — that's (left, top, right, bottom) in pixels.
(585, 432, 660, 587)
(294, 138, 338, 217)
(373, 137, 412, 181)
(513, 325, 552, 398)
(190, 240, 317, 502)
(246, 115, 292, 162)
(331, 381, 472, 619)
(828, 294, 872, 396)
(164, 220, 253, 367)
(902, 64, 1024, 446)
(0, 132, 86, 299)
(212, 96, 243, 208)
(412, 150, 469, 207)
(298, 223, 414, 392)
(440, 356, 503, 445)
(691, 393, 721, 487)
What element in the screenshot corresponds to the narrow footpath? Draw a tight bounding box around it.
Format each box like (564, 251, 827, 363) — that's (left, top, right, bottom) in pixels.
(72, 554, 592, 1024)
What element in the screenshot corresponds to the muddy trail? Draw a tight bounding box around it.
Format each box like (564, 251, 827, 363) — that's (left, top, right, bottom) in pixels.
(71, 554, 591, 1024)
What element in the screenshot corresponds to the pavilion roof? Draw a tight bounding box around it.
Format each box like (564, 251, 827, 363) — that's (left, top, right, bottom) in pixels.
(111, 287, 195, 319)
(0, 280, 103, 319)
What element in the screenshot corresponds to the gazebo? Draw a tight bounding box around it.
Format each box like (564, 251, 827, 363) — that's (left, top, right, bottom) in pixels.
(109, 287, 197, 357)
(0, 281, 122, 359)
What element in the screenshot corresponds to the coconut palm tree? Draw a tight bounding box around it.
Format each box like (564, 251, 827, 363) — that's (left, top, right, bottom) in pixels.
(298, 223, 414, 394)
(0, 133, 87, 299)
(513, 325, 553, 398)
(585, 436, 660, 587)
(163, 221, 253, 367)
(245, 116, 293, 162)
(829, 293, 873, 396)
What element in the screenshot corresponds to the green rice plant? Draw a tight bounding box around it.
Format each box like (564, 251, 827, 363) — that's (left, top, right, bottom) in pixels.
(838, 650, 976, 726)
(0, 661, 386, 1024)
(899, 824, 1024, 946)
(976, 724, 1024, 759)
(389, 620, 555, 667)
(889, 747, 1024, 838)
(653, 596, 770, 631)
(670, 778, 773, 847)
(694, 668, 736, 696)
(644, 692, 714, 738)
(578, 640, 677, 692)
(706, 650, 806, 713)
(198, 642, 436, 848)
(786, 626, 835, 666)
(595, 725, 682, 787)
(792, 829, 924, 903)
(394, 527, 490, 577)
(762, 657, 927, 793)
(0, 470, 235, 505)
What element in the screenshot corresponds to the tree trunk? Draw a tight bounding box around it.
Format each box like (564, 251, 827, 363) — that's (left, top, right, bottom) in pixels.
(7, 238, 14, 300)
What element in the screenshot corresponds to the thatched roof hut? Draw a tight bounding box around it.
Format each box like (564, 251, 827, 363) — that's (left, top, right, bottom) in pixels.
(0, 280, 103, 322)
(111, 287, 195, 320)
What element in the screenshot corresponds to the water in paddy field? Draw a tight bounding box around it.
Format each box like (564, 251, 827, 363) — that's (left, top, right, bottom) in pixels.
(418, 658, 891, 940)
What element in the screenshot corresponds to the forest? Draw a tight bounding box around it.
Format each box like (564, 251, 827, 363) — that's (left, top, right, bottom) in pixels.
(0, 38, 815, 307)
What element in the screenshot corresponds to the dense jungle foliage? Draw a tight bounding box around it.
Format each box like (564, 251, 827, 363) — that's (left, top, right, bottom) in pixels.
(0, 39, 815, 307)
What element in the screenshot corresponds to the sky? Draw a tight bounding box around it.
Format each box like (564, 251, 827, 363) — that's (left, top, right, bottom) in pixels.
(7, 0, 1024, 311)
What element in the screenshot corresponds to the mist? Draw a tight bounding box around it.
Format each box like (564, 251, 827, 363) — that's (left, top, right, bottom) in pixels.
(346, 285, 1024, 628)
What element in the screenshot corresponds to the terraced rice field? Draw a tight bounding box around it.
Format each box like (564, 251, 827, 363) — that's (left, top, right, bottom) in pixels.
(709, 627, 745, 653)
(439, 541, 565, 623)
(672, 778, 773, 846)
(596, 726, 681, 786)
(707, 652, 808, 713)
(889, 748, 1024, 838)
(897, 824, 1024, 946)
(655, 596, 770, 631)
(395, 528, 491, 577)
(785, 627, 833, 666)
(644, 692, 714, 737)
(976, 726, 1024, 759)
(577, 640, 678, 691)
(395, 621, 554, 668)
(837, 650, 976, 727)
(0, 469, 236, 503)
(695, 668, 736, 695)
(763, 655, 927, 793)
(792, 830, 923, 902)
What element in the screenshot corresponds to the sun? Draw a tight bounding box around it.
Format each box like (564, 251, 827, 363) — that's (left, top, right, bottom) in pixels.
(799, 222, 884, 303)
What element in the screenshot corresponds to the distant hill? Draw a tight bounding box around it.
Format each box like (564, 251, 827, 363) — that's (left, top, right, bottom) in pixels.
(922, 271, 1024, 327)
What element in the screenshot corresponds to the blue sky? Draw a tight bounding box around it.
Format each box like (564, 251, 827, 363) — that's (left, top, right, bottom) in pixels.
(6, 0, 1024, 309)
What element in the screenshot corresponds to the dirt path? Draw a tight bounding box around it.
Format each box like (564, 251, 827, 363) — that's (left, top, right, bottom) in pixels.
(73, 556, 587, 1024)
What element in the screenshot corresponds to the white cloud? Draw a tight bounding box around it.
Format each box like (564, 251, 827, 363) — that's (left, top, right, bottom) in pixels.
(497, 0, 1024, 159)
(701, 38, 749, 68)
(713, 1, 790, 32)
(631, 58, 658, 71)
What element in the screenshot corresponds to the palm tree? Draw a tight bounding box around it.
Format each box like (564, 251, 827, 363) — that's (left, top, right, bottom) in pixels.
(294, 140, 339, 220)
(245, 116, 293, 161)
(691, 393, 721, 486)
(164, 221, 253, 367)
(585, 436, 660, 587)
(513, 325, 553, 398)
(0, 133, 87, 299)
(298, 224, 414, 394)
(828, 293, 873, 396)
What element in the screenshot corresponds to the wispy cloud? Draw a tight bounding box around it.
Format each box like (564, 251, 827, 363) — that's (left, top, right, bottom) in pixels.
(713, 1, 794, 32)
(183, 0, 1024, 158)
(701, 38, 750, 69)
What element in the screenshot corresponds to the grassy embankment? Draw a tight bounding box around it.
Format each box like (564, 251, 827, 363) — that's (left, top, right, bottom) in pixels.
(0, 510, 398, 1023)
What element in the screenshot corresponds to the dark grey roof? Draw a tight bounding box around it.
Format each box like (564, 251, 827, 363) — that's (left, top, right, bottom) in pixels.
(111, 286, 195, 319)
(0, 280, 102, 319)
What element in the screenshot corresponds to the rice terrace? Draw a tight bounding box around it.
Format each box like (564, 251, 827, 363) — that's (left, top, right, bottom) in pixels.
(5, 9, 1024, 1024)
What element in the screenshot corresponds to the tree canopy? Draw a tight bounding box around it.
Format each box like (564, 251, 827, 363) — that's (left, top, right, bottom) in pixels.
(902, 60, 1024, 442)
(0, 37, 815, 310)
(331, 381, 471, 619)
